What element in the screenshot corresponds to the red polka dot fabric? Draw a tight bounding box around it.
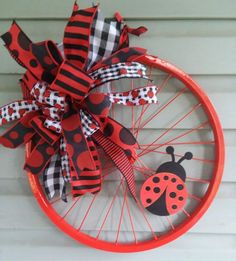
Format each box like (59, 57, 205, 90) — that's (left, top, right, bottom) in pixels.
(0, 3, 158, 202)
(109, 86, 158, 106)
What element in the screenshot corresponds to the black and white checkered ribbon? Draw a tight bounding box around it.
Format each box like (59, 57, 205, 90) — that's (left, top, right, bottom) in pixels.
(43, 137, 71, 201)
(0, 100, 39, 125)
(80, 109, 100, 137)
(43, 153, 67, 201)
(86, 8, 122, 70)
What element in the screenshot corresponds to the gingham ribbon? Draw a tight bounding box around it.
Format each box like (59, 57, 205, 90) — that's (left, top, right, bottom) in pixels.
(0, 2, 158, 202)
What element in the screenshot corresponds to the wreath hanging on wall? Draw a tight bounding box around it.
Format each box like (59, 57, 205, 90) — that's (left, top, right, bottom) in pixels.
(0, 2, 224, 252)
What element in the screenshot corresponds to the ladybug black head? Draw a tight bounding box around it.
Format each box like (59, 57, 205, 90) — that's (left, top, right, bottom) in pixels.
(156, 146, 193, 182)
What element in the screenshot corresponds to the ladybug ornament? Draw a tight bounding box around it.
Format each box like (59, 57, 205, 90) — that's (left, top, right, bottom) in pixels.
(140, 146, 193, 216)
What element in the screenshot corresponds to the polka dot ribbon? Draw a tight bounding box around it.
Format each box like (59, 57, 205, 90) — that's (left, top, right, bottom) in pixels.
(0, 3, 158, 201)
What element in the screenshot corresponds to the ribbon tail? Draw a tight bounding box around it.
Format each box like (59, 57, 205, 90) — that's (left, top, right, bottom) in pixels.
(92, 130, 137, 201)
(24, 138, 59, 175)
(66, 133, 102, 197)
(43, 153, 67, 202)
(0, 111, 39, 148)
(61, 106, 97, 181)
(100, 117, 139, 162)
(63, 3, 99, 69)
(71, 168, 101, 197)
(90, 62, 148, 88)
(114, 12, 147, 49)
(108, 85, 158, 106)
(71, 137, 102, 197)
(89, 47, 147, 73)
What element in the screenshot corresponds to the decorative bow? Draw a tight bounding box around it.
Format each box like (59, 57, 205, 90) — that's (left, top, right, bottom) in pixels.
(0, 3, 158, 201)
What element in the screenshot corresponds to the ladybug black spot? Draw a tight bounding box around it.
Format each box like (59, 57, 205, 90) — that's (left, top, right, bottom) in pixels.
(103, 123, 114, 137)
(171, 178, 177, 183)
(177, 184, 184, 191)
(145, 186, 151, 191)
(179, 196, 184, 201)
(153, 187, 160, 193)
(18, 31, 31, 51)
(1, 32, 12, 46)
(119, 127, 136, 145)
(146, 198, 152, 204)
(172, 205, 177, 209)
(30, 59, 38, 68)
(164, 176, 169, 180)
(153, 177, 160, 183)
(170, 192, 176, 198)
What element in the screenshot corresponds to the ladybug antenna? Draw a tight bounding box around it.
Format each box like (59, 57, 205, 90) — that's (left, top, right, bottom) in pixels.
(178, 152, 193, 164)
(166, 146, 175, 162)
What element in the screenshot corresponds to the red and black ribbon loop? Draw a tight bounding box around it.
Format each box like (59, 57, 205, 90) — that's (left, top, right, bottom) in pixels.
(0, 3, 157, 201)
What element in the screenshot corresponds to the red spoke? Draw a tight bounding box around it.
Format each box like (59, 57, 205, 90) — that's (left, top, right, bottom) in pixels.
(138, 103, 201, 157)
(133, 103, 150, 129)
(157, 120, 210, 148)
(166, 216, 175, 230)
(133, 166, 151, 178)
(188, 193, 202, 202)
(183, 208, 191, 217)
(136, 157, 156, 173)
(140, 140, 214, 147)
(132, 74, 172, 133)
(136, 201, 158, 240)
(77, 194, 98, 231)
(61, 197, 81, 220)
(138, 120, 209, 158)
(186, 177, 210, 183)
(157, 74, 172, 93)
(96, 178, 124, 239)
(115, 185, 128, 244)
(134, 158, 155, 177)
(123, 185, 138, 243)
(133, 156, 159, 239)
(133, 66, 155, 135)
(138, 148, 214, 164)
(134, 87, 188, 134)
(135, 105, 147, 139)
(133, 166, 155, 175)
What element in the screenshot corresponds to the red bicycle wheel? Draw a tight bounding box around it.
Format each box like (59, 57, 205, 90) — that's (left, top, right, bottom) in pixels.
(27, 55, 225, 252)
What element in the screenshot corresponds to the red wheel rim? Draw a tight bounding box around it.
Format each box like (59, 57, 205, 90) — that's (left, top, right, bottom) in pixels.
(27, 55, 225, 252)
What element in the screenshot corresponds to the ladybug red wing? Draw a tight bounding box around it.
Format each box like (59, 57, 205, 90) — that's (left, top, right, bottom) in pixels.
(140, 172, 188, 216)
